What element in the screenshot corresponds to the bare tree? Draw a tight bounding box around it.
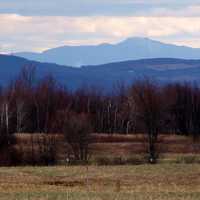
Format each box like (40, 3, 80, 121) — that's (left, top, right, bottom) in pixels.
(130, 80, 162, 163)
(63, 112, 92, 162)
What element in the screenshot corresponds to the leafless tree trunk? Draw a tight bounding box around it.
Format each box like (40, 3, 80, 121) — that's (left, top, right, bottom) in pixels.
(129, 80, 162, 163)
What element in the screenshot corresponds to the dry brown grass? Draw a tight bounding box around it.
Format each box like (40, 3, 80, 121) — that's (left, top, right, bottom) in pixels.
(0, 134, 198, 199)
(0, 164, 199, 199)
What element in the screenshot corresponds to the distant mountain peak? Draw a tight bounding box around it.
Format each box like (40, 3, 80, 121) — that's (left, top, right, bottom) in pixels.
(122, 36, 150, 42)
(14, 37, 200, 66)
(119, 37, 163, 45)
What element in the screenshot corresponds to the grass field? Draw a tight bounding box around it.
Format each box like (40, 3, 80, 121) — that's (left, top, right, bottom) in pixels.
(0, 164, 199, 200)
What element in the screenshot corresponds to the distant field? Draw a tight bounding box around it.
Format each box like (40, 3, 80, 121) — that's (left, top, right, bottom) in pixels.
(0, 164, 199, 200)
(14, 133, 200, 164)
(91, 133, 200, 156)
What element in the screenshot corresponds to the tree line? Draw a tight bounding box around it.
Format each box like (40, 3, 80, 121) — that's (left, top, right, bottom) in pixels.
(0, 66, 200, 165)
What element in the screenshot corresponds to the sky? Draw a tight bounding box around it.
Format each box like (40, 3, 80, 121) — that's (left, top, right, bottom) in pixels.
(1, 0, 200, 53)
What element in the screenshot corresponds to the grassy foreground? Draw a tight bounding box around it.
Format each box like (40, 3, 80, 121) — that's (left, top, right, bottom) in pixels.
(0, 164, 199, 200)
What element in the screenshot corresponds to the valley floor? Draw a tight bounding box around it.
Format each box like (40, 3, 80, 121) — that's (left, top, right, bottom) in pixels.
(0, 164, 199, 200)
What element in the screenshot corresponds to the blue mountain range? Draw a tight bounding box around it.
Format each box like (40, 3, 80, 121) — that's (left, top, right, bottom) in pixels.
(0, 54, 200, 91)
(14, 37, 200, 66)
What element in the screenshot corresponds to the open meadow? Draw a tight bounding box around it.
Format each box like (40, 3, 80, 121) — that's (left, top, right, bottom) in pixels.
(0, 164, 199, 200)
(0, 134, 199, 200)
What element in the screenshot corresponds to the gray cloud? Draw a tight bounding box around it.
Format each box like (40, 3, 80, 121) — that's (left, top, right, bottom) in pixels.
(1, 15, 200, 53)
(1, 1, 200, 53)
(0, 0, 200, 16)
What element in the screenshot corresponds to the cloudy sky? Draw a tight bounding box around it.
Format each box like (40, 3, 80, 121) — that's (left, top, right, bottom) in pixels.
(1, 0, 200, 53)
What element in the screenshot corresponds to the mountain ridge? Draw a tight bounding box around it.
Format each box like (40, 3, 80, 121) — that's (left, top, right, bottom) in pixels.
(1, 54, 200, 91)
(14, 37, 200, 67)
